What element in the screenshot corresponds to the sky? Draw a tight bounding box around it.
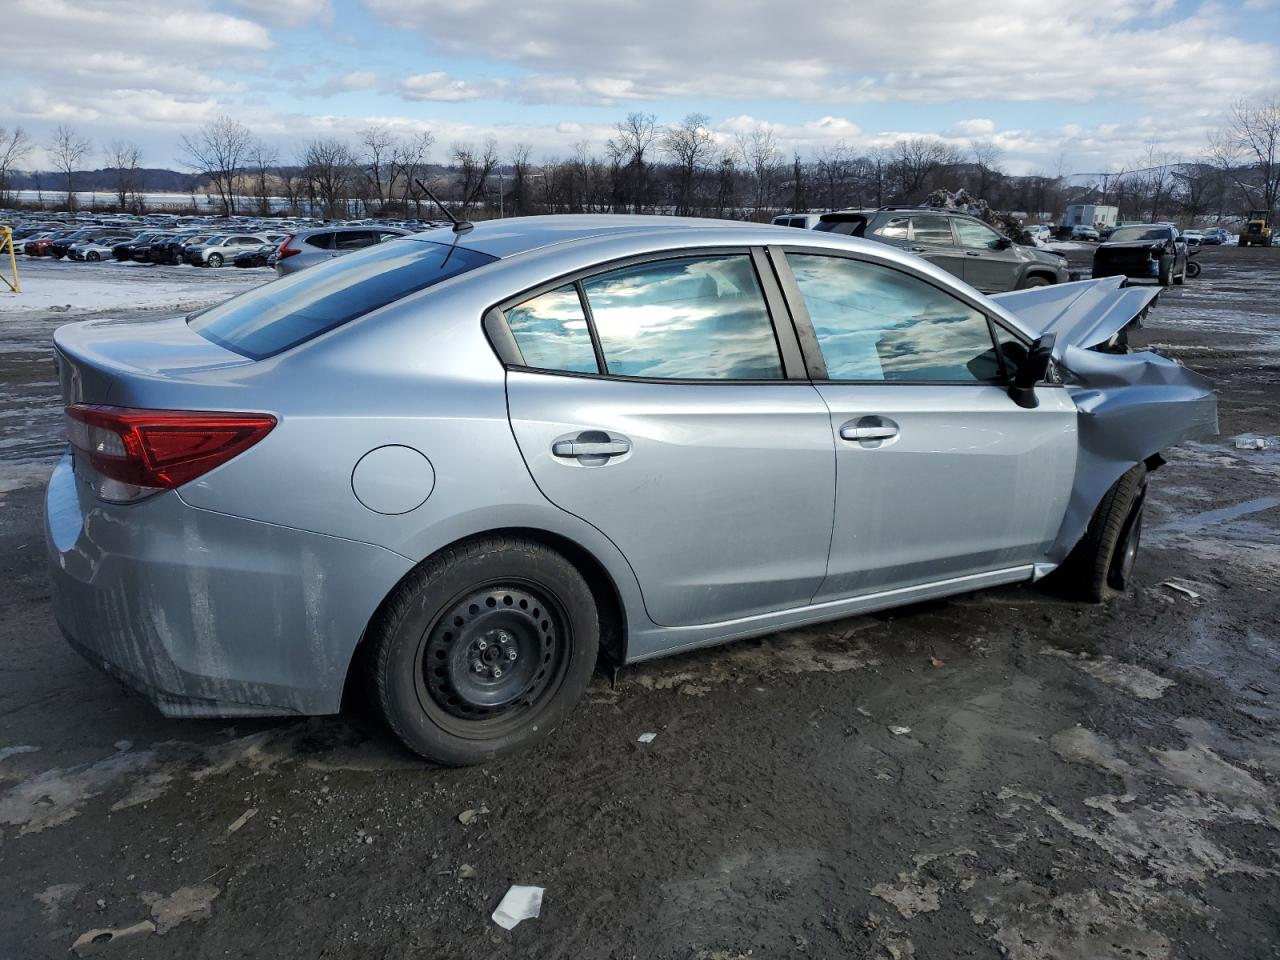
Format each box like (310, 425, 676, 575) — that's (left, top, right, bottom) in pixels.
(4, 0, 1279, 176)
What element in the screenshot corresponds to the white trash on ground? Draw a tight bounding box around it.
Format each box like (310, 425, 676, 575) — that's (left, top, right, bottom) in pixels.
(637, 732, 657, 744)
(492, 885, 544, 930)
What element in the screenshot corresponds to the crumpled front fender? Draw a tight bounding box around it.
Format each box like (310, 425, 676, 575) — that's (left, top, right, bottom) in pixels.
(1047, 345, 1218, 562)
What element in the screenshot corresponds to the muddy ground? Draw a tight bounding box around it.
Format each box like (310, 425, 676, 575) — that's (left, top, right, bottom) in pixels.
(1, 248, 1278, 959)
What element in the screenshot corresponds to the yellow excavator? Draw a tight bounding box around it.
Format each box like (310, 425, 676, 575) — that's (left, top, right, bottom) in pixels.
(1239, 209, 1273, 247)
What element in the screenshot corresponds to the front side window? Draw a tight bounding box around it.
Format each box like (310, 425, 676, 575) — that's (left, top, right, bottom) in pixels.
(504, 285, 598, 374)
(785, 253, 1002, 382)
(953, 219, 1002, 249)
(581, 255, 783, 380)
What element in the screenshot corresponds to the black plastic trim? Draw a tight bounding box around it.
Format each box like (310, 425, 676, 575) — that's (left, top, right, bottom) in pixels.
(750, 246, 807, 380)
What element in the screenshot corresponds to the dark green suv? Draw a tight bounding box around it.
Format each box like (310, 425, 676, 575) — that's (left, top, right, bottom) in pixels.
(815, 208, 1071, 293)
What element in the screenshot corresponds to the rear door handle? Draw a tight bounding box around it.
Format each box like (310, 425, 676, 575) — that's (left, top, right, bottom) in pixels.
(909, 246, 927, 253)
(552, 439, 631, 457)
(839, 417, 900, 446)
(965, 251, 982, 257)
(840, 425, 898, 441)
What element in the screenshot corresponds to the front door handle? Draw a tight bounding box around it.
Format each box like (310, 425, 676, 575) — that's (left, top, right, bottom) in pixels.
(839, 417, 900, 447)
(965, 251, 982, 257)
(552, 439, 630, 457)
(909, 245, 927, 253)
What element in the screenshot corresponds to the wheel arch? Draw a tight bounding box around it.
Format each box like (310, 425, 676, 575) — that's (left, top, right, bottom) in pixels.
(345, 526, 631, 705)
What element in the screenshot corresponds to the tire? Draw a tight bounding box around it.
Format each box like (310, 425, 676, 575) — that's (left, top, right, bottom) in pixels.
(1157, 255, 1173, 286)
(87, 251, 100, 262)
(368, 537, 599, 765)
(1186, 260, 1201, 279)
(207, 253, 223, 267)
(1020, 275, 1052, 289)
(1058, 464, 1148, 602)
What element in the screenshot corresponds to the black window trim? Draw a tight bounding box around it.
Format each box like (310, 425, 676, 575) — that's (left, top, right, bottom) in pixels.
(484, 245, 809, 385)
(767, 245, 1056, 389)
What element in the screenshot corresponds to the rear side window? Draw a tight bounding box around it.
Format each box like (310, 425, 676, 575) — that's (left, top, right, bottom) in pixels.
(875, 217, 910, 240)
(505, 285, 598, 374)
(334, 231, 376, 251)
(304, 233, 334, 249)
(583, 255, 782, 380)
(189, 240, 496, 359)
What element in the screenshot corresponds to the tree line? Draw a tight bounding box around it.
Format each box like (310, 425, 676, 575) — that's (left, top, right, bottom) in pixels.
(2, 98, 1277, 226)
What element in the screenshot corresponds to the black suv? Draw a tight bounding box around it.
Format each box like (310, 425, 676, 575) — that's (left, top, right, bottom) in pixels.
(815, 208, 1070, 293)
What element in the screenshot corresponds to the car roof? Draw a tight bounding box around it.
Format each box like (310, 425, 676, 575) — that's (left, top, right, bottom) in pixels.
(419, 214, 789, 259)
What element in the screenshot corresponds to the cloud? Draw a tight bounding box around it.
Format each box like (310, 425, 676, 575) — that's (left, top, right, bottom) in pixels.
(231, 0, 333, 27)
(366, 0, 1277, 110)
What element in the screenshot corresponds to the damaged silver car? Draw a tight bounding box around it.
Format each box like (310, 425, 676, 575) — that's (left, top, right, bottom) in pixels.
(45, 216, 1216, 764)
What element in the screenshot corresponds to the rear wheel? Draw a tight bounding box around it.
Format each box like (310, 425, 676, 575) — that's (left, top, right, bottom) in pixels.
(369, 537, 598, 765)
(1185, 259, 1201, 279)
(1057, 464, 1148, 602)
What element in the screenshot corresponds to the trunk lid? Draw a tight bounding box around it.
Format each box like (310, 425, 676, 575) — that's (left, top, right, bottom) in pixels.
(53, 315, 254, 407)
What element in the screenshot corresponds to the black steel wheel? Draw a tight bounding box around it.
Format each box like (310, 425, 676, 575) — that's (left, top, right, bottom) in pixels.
(418, 582, 569, 732)
(369, 537, 598, 765)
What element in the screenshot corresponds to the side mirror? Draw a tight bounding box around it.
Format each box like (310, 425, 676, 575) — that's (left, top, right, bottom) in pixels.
(994, 235, 1013, 249)
(1008, 334, 1057, 409)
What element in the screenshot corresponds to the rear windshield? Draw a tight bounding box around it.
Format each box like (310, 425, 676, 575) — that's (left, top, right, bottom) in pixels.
(189, 238, 496, 359)
(1109, 226, 1171, 242)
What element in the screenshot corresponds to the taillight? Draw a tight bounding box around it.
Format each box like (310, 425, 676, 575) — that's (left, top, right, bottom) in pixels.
(277, 235, 299, 259)
(66, 404, 276, 502)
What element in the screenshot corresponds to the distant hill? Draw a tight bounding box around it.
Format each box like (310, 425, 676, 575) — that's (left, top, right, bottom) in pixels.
(10, 168, 200, 193)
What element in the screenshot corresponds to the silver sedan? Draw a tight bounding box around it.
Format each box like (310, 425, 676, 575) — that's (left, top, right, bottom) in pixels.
(45, 216, 1215, 764)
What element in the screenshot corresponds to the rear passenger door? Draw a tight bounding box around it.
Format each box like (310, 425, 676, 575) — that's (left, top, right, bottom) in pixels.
(500, 250, 837, 629)
(773, 248, 1078, 601)
(905, 215, 969, 283)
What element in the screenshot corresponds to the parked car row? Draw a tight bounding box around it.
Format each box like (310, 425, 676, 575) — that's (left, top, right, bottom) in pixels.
(2, 212, 445, 277)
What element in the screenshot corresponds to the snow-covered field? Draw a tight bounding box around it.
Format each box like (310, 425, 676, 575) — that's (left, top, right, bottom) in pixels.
(1, 258, 270, 315)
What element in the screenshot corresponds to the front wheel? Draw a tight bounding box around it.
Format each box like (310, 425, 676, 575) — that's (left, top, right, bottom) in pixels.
(369, 538, 599, 765)
(1158, 255, 1174, 286)
(1020, 275, 1052, 289)
(207, 253, 223, 267)
(1057, 464, 1148, 602)
(87, 251, 100, 262)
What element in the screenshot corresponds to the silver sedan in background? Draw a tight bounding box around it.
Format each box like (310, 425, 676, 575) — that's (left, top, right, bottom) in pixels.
(45, 216, 1215, 764)
(273, 225, 411, 275)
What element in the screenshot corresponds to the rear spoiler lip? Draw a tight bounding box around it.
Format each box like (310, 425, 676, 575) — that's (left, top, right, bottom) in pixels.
(991, 276, 1158, 352)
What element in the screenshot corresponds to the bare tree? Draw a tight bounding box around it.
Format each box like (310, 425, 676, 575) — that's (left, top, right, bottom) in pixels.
(452, 138, 499, 213)
(246, 139, 278, 217)
(103, 140, 143, 212)
(358, 124, 395, 215)
(969, 140, 1004, 198)
(661, 113, 715, 215)
(1223, 97, 1280, 215)
(608, 112, 658, 212)
(0, 126, 32, 205)
(735, 125, 780, 218)
(301, 138, 356, 219)
(890, 137, 962, 201)
(389, 130, 435, 215)
(49, 125, 92, 211)
(507, 143, 533, 216)
(180, 115, 252, 216)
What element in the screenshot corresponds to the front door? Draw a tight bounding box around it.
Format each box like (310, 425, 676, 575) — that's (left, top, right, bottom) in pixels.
(775, 249, 1078, 600)
(502, 252, 836, 627)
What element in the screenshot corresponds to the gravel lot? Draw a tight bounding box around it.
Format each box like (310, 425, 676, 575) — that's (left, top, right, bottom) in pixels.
(1, 247, 1278, 960)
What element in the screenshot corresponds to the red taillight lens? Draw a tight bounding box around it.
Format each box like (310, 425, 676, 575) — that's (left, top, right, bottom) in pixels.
(276, 235, 299, 259)
(66, 404, 276, 499)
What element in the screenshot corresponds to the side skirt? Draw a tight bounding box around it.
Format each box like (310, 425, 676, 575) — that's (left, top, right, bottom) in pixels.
(624, 565, 1036, 663)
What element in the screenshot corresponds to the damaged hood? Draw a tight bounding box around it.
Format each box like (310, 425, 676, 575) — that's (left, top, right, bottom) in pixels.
(992, 276, 1158, 350)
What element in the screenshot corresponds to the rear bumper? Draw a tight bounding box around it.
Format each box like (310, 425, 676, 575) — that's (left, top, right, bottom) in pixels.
(45, 455, 414, 718)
